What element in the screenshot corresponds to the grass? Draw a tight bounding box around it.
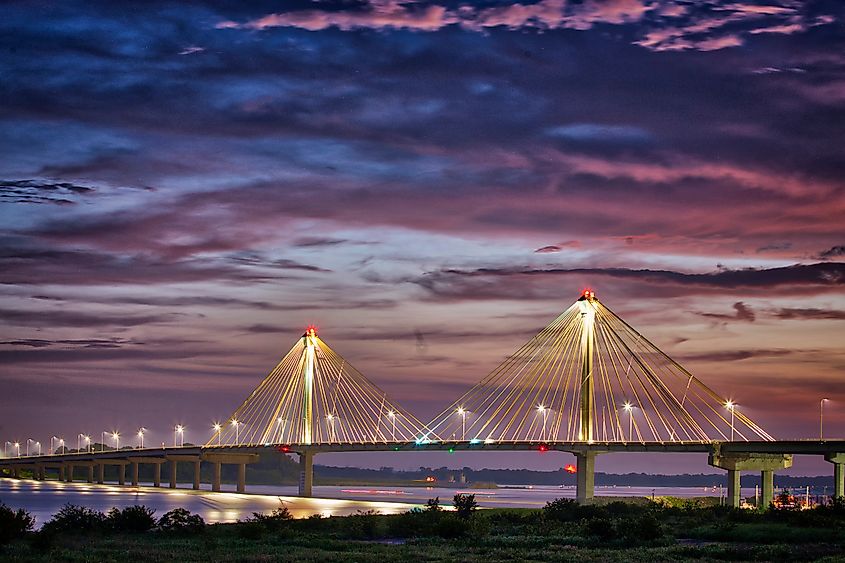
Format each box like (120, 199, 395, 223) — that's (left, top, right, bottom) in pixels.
(3, 498, 845, 562)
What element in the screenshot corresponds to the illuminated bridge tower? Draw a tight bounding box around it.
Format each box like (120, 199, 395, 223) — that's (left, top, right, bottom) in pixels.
(424, 289, 774, 504)
(207, 326, 428, 496)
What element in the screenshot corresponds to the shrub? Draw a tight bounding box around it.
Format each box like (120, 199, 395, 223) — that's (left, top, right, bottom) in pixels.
(453, 494, 478, 519)
(42, 504, 105, 534)
(435, 514, 469, 538)
(158, 508, 205, 534)
(346, 509, 382, 539)
(543, 498, 579, 522)
(249, 504, 293, 530)
(0, 502, 35, 545)
(425, 497, 442, 512)
(106, 505, 156, 532)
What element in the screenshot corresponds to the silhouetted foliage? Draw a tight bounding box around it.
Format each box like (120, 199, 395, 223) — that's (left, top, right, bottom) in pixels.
(158, 508, 205, 534)
(248, 504, 293, 531)
(0, 502, 34, 545)
(425, 497, 442, 512)
(107, 505, 156, 532)
(41, 504, 105, 534)
(453, 494, 478, 519)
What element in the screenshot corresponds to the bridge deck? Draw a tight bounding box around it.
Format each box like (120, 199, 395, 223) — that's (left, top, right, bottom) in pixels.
(2, 439, 845, 465)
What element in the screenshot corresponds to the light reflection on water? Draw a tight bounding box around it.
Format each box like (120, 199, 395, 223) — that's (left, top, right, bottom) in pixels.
(0, 478, 742, 529)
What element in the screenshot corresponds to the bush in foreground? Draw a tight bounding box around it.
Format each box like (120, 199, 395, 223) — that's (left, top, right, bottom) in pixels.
(453, 494, 478, 519)
(41, 504, 105, 534)
(158, 508, 205, 534)
(0, 502, 35, 545)
(106, 505, 156, 533)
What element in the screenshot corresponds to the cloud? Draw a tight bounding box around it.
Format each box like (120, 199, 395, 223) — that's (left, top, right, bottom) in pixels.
(678, 348, 793, 362)
(699, 301, 756, 322)
(0, 178, 96, 205)
(771, 307, 845, 320)
(546, 123, 652, 143)
(0, 307, 180, 328)
(818, 245, 845, 260)
(412, 263, 845, 301)
(534, 241, 580, 253)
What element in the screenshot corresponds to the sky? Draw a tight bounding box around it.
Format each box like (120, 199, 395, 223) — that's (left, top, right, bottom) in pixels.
(1, 0, 844, 476)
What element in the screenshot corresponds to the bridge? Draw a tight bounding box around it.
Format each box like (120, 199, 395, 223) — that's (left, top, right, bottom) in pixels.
(2, 291, 843, 508)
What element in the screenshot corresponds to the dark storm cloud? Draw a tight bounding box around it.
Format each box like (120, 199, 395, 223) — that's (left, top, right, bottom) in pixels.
(818, 245, 845, 260)
(412, 263, 845, 301)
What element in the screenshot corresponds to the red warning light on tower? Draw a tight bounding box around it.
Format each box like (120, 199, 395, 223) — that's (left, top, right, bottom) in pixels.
(581, 288, 595, 300)
(304, 324, 318, 337)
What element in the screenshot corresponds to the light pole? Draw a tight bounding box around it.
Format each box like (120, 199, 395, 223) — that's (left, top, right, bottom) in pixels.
(725, 401, 736, 441)
(35, 441, 41, 455)
(174, 425, 184, 447)
(388, 410, 396, 441)
(537, 405, 548, 441)
(3, 441, 11, 458)
(101, 431, 106, 452)
(231, 420, 240, 444)
(51, 436, 59, 455)
(14, 442, 20, 457)
(58, 438, 64, 454)
(112, 431, 120, 451)
(623, 402, 633, 441)
(821, 398, 830, 440)
(457, 407, 467, 440)
(84, 435, 91, 453)
(26, 439, 34, 456)
(212, 423, 222, 446)
(137, 428, 145, 449)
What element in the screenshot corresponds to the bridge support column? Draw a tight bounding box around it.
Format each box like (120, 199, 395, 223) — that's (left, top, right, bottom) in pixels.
(237, 463, 246, 493)
(117, 463, 125, 486)
(58, 464, 65, 481)
(170, 461, 178, 489)
(212, 462, 221, 492)
(154, 462, 161, 487)
(825, 454, 845, 499)
(299, 450, 313, 497)
(726, 469, 741, 508)
(193, 461, 201, 490)
(131, 462, 139, 486)
(97, 463, 104, 484)
(709, 450, 791, 510)
(66, 463, 74, 483)
(201, 453, 258, 494)
(761, 470, 774, 508)
(87, 464, 94, 483)
(575, 452, 595, 504)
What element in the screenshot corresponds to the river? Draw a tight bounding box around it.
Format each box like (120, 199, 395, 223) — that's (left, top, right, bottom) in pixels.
(0, 478, 751, 528)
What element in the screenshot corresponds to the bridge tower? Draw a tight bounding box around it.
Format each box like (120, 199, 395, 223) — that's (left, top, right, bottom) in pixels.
(303, 327, 316, 445)
(578, 290, 596, 443)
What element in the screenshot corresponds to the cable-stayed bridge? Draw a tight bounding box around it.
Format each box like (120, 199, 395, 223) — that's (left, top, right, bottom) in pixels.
(3, 291, 843, 507)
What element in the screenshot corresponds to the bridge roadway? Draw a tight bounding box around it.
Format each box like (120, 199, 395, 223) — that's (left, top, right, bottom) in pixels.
(2, 440, 844, 508)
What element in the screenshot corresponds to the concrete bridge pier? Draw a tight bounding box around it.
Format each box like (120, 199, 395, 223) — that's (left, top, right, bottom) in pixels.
(87, 464, 94, 483)
(131, 461, 140, 486)
(825, 453, 845, 498)
(66, 463, 75, 483)
(201, 453, 259, 494)
(97, 462, 105, 484)
(575, 452, 596, 504)
(709, 450, 792, 508)
(299, 450, 314, 497)
(128, 458, 167, 487)
(165, 455, 202, 490)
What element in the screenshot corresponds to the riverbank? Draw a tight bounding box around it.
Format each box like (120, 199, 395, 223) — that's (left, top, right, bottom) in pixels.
(3, 497, 845, 562)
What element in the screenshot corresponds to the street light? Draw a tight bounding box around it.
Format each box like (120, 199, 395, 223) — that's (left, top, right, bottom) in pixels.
(137, 428, 146, 449)
(231, 419, 241, 444)
(537, 405, 548, 441)
(212, 423, 222, 446)
(387, 410, 396, 441)
(26, 439, 35, 457)
(51, 436, 59, 455)
(457, 407, 467, 440)
(174, 425, 184, 447)
(821, 398, 830, 440)
(623, 402, 633, 441)
(83, 435, 91, 453)
(725, 401, 736, 441)
(14, 442, 20, 457)
(112, 431, 120, 451)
